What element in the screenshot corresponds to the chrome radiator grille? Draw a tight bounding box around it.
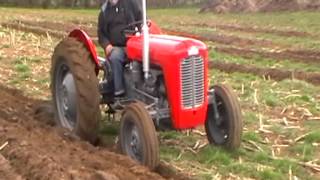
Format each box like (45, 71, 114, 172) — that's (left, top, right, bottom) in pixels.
(180, 55, 204, 109)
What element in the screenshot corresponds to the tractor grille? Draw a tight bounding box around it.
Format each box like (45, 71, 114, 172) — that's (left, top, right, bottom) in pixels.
(180, 55, 205, 109)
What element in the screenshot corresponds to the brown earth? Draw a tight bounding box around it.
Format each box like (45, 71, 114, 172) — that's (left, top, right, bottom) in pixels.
(200, 0, 260, 13)
(163, 29, 278, 48)
(1, 22, 65, 39)
(177, 21, 315, 38)
(6, 20, 320, 65)
(20, 20, 282, 49)
(0, 85, 185, 180)
(209, 61, 320, 85)
(0, 153, 23, 180)
(259, 0, 320, 12)
(14, 20, 97, 37)
(216, 46, 320, 65)
(163, 29, 320, 65)
(4, 20, 278, 49)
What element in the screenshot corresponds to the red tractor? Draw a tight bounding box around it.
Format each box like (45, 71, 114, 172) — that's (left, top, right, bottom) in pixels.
(51, 2, 242, 170)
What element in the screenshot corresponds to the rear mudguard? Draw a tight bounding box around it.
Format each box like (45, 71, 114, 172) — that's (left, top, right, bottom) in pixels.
(148, 20, 162, 34)
(69, 29, 100, 72)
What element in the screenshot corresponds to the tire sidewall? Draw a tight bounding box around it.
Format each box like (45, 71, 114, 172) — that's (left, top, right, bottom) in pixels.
(51, 38, 100, 144)
(205, 84, 242, 149)
(52, 56, 75, 129)
(119, 102, 159, 169)
(120, 110, 147, 161)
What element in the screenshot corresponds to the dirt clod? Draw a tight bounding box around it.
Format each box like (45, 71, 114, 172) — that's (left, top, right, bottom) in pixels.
(33, 101, 55, 126)
(92, 171, 120, 180)
(0, 154, 24, 180)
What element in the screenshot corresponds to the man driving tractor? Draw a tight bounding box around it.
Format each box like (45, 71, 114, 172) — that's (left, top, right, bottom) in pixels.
(98, 0, 142, 97)
(51, 0, 242, 169)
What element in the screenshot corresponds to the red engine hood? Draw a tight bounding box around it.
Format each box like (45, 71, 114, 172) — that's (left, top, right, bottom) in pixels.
(127, 34, 207, 63)
(126, 34, 209, 130)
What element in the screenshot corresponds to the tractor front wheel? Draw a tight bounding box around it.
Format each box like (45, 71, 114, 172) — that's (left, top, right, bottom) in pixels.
(119, 102, 159, 170)
(51, 37, 100, 144)
(205, 84, 242, 149)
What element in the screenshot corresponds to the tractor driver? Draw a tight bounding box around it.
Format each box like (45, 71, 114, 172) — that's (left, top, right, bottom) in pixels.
(98, 0, 142, 97)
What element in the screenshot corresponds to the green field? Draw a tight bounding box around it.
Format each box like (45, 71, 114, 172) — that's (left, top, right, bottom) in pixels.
(0, 7, 319, 180)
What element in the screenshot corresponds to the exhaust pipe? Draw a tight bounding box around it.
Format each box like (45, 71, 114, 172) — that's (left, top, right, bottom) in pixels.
(142, 0, 150, 80)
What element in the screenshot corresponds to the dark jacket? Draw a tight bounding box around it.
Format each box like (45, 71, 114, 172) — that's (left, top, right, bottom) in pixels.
(98, 0, 142, 48)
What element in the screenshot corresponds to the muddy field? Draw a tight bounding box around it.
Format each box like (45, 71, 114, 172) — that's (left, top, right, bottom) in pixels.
(0, 86, 171, 179)
(0, 7, 320, 180)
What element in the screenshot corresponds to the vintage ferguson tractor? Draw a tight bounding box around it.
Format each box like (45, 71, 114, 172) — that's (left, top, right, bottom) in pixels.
(51, 1, 242, 170)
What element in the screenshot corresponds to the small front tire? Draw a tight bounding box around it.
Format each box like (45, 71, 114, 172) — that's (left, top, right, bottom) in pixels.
(119, 102, 160, 170)
(205, 84, 242, 149)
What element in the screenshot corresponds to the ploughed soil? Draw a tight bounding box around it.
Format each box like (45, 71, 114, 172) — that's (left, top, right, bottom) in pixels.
(163, 30, 320, 65)
(209, 61, 320, 86)
(3, 20, 320, 66)
(0, 85, 178, 180)
(2, 20, 320, 86)
(2, 20, 97, 38)
(216, 46, 320, 65)
(177, 21, 315, 38)
(200, 0, 320, 13)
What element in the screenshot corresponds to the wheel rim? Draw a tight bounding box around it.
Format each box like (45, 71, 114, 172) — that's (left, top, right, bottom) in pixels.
(208, 96, 229, 144)
(55, 63, 77, 130)
(123, 120, 143, 162)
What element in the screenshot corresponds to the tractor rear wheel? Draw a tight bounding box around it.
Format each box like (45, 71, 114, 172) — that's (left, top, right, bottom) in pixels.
(51, 37, 100, 144)
(119, 102, 159, 170)
(205, 84, 242, 149)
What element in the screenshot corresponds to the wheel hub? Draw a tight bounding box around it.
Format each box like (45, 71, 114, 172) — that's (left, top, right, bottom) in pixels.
(62, 85, 69, 112)
(56, 66, 77, 130)
(208, 100, 229, 144)
(130, 127, 140, 155)
(124, 123, 142, 162)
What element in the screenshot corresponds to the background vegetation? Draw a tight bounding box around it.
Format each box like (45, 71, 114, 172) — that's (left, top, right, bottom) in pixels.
(0, 0, 208, 8)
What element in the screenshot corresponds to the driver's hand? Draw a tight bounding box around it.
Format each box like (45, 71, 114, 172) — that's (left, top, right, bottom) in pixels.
(105, 44, 113, 57)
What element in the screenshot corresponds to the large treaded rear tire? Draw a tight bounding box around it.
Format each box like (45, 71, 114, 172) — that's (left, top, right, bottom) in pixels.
(205, 84, 242, 149)
(119, 102, 160, 170)
(51, 37, 100, 144)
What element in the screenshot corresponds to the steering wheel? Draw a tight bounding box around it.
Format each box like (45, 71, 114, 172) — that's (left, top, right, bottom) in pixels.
(123, 20, 151, 35)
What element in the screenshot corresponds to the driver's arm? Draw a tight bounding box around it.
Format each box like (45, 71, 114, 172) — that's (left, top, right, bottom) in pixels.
(131, 0, 142, 21)
(98, 10, 110, 50)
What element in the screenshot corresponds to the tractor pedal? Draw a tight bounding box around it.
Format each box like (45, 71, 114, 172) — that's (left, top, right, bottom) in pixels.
(107, 113, 115, 121)
(110, 100, 124, 110)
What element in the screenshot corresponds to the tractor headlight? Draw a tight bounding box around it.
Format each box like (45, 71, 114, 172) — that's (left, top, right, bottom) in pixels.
(188, 46, 199, 56)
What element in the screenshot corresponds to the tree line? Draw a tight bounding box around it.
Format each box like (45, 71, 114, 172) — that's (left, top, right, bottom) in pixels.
(0, 0, 208, 8)
(0, 0, 100, 8)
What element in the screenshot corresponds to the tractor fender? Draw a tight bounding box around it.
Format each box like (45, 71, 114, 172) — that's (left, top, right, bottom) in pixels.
(149, 20, 162, 34)
(69, 29, 100, 68)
